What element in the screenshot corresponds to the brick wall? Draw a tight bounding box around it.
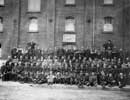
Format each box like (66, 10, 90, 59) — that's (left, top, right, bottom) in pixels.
(0, 0, 130, 58)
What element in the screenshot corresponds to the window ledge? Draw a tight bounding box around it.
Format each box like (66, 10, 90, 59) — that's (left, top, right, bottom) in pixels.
(102, 31, 113, 34)
(102, 4, 115, 6)
(64, 32, 76, 34)
(62, 42, 76, 45)
(0, 5, 5, 7)
(26, 12, 41, 14)
(28, 31, 39, 33)
(64, 4, 76, 7)
(0, 31, 3, 33)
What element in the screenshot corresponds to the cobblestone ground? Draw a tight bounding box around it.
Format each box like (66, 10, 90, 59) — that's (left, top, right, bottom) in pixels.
(0, 81, 130, 100)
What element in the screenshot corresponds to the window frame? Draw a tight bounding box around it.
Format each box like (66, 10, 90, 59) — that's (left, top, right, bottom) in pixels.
(65, 16, 76, 33)
(104, 16, 113, 24)
(63, 34, 76, 43)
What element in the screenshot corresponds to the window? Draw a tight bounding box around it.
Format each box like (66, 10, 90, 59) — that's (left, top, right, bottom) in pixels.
(103, 0, 113, 5)
(65, 16, 75, 32)
(63, 34, 76, 43)
(28, 0, 41, 12)
(0, 17, 3, 32)
(65, 0, 75, 5)
(29, 17, 38, 33)
(103, 16, 113, 32)
(0, 0, 4, 6)
(62, 34, 76, 50)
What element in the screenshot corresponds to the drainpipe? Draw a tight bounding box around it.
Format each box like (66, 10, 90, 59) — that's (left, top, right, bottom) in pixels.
(17, 0, 21, 48)
(54, 0, 56, 49)
(92, 0, 96, 49)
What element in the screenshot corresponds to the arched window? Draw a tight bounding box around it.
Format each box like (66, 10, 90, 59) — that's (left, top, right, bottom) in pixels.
(103, 16, 113, 32)
(0, 17, 3, 32)
(29, 17, 38, 33)
(65, 0, 75, 5)
(65, 16, 75, 32)
(28, 0, 41, 12)
(0, 0, 4, 6)
(104, 0, 113, 5)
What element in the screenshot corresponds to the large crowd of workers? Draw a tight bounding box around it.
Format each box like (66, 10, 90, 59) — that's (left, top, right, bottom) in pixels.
(0, 40, 130, 88)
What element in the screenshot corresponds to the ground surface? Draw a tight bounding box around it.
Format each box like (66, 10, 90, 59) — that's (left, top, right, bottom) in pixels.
(0, 80, 130, 100)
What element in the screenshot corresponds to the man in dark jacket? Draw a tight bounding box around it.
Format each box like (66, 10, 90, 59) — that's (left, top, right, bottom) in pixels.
(103, 40, 114, 51)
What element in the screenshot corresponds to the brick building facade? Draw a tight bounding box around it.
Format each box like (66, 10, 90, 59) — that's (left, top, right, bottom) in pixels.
(0, 0, 130, 58)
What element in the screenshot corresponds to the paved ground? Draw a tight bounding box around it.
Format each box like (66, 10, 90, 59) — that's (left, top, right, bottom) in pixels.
(0, 80, 130, 100)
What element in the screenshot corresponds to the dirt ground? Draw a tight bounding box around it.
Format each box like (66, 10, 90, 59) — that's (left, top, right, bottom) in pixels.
(0, 80, 130, 100)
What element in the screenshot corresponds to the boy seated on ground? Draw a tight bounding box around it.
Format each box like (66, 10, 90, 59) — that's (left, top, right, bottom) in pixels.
(89, 72, 97, 87)
(64, 72, 70, 85)
(70, 72, 76, 85)
(77, 71, 84, 88)
(84, 72, 90, 86)
(21, 71, 32, 83)
(39, 72, 47, 84)
(54, 72, 61, 84)
(107, 73, 116, 87)
(100, 71, 107, 88)
(47, 71, 55, 85)
(118, 73, 126, 88)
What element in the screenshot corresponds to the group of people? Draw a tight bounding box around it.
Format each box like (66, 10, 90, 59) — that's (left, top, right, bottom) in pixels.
(0, 40, 130, 88)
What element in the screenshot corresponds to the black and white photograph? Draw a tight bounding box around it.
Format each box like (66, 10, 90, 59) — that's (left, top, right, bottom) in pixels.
(0, 0, 130, 100)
